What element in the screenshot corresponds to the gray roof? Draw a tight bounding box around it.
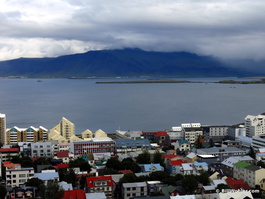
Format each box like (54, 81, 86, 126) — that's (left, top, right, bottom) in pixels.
(245, 165, 262, 172)
(34, 172, 59, 181)
(197, 147, 245, 154)
(122, 182, 147, 187)
(221, 156, 253, 168)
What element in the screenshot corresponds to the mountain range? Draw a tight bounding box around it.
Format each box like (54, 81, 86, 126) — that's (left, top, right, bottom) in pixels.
(0, 48, 263, 78)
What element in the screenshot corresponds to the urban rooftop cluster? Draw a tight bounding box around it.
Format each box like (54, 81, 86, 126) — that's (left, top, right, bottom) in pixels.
(1, 113, 265, 199)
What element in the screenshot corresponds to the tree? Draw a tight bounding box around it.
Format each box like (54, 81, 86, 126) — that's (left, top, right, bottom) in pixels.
(64, 168, 77, 188)
(69, 157, 91, 172)
(153, 150, 164, 166)
(44, 181, 64, 199)
(0, 185, 7, 199)
(106, 157, 122, 170)
(183, 174, 198, 194)
(196, 170, 210, 185)
(121, 158, 141, 173)
(25, 178, 45, 198)
(136, 150, 151, 164)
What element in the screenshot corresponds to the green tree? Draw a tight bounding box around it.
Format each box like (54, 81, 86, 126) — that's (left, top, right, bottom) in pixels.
(101, 168, 121, 175)
(153, 150, 164, 166)
(121, 158, 141, 173)
(106, 158, 122, 170)
(25, 178, 45, 198)
(0, 185, 7, 199)
(21, 156, 34, 167)
(136, 150, 151, 164)
(69, 158, 91, 172)
(183, 174, 198, 194)
(44, 181, 64, 199)
(196, 170, 210, 185)
(64, 168, 77, 188)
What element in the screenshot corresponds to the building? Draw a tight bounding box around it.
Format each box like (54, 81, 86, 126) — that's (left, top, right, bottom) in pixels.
(82, 129, 108, 140)
(0, 148, 20, 161)
(182, 123, 203, 144)
(196, 147, 246, 162)
(31, 141, 53, 158)
(86, 176, 114, 199)
(252, 134, 265, 150)
(121, 182, 147, 199)
(168, 127, 184, 142)
(141, 131, 170, 147)
(233, 161, 265, 188)
(207, 125, 229, 142)
(34, 170, 59, 185)
(49, 117, 82, 143)
(245, 114, 265, 137)
(172, 140, 190, 152)
(114, 138, 151, 153)
(227, 123, 246, 140)
(0, 113, 6, 145)
(6, 166, 34, 187)
(221, 156, 254, 177)
(70, 138, 116, 157)
(5, 126, 48, 145)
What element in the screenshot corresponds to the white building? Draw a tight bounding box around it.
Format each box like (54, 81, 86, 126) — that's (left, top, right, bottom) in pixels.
(252, 134, 265, 151)
(6, 166, 34, 187)
(245, 114, 265, 137)
(31, 141, 53, 158)
(182, 123, 203, 144)
(168, 126, 184, 142)
(121, 182, 147, 199)
(208, 125, 229, 142)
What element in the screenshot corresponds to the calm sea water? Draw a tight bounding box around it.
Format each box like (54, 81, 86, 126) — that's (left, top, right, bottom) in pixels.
(0, 77, 264, 134)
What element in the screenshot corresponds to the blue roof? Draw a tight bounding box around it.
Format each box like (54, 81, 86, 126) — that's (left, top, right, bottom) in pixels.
(34, 172, 59, 181)
(193, 161, 208, 167)
(142, 164, 163, 172)
(177, 140, 190, 145)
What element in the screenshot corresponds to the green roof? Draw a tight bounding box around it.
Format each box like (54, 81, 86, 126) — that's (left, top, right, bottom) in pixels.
(234, 161, 252, 168)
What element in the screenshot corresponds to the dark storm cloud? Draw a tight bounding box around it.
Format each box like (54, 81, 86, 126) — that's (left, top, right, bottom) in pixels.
(0, 0, 265, 61)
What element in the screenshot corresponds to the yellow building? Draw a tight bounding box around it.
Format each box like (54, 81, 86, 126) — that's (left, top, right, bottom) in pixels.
(0, 113, 6, 145)
(5, 126, 48, 145)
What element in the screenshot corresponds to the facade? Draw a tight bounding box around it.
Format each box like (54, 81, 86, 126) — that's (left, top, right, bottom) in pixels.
(227, 123, 246, 140)
(168, 127, 184, 142)
(182, 123, 203, 144)
(86, 176, 114, 199)
(173, 140, 190, 152)
(208, 125, 229, 142)
(5, 126, 48, 145)
(114, 138, 151, 153)
(70, 138, 116, 157)
(252, 134, 265, 150)
(31, 141, 53, 158)
(233, 161, 265, 188)
(82, 129, 108, 140)
(245, 114, 265, 137)
(6, 166, 34, 187)
(121, 182, 147, 199)
(0, 148, 20, 161)
(49, 117, 81, 143)
(0, 113, 6, 145)
(34, 170, 59, 184)
(221, 156, 254, 177)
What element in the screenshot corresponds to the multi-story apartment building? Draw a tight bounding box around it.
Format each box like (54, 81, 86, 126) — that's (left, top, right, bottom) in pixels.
(182, 123, 203, 144)
(121, 182, 147, 199)
(5, 126, 48, 145)
(31, 141, 53, 158)
(208, 125, 229, 142)
(245, 114, 265, 137)
(252, 134, 265, 151)
(167, 127, 184, 142)
(70, 138, 116, 157)
(0, 113, 6, 145)
(114, 138, 151, 153)
(0, 148, 20, 161)
(233, 161, 265, 188)
(49, 117, 82, 143)
(86, 176, 114, 199)
(6, 166, 34, 187)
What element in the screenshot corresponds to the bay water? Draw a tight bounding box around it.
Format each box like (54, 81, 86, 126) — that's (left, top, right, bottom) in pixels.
(0, 77, 264, 134)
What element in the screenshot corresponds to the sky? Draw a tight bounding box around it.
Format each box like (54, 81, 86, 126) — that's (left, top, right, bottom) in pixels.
(0, 0, 265, 61)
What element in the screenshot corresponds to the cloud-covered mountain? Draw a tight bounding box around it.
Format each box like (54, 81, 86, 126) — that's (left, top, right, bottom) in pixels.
(0, 49, 260, 78)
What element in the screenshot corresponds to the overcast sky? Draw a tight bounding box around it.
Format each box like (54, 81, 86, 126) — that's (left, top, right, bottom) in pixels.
(0, 0, 265, 61)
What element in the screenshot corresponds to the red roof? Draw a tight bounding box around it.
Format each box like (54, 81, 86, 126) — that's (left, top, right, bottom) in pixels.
(0, 148, 19, 153)
(57, 150, 69, 158)
(119, 170, 133, 174)
(226, 177, 250, 190)
(154, 131, 169, 137)
(163, 154, 181, 159)
(86, 176, 114, 188)
(169, 160, 185, 166)
(61, 189, 85, 199)
(56, 163, 69, 169)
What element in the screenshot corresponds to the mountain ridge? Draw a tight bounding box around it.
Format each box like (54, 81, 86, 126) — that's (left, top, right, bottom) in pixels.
(0, 48, 261, 78)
